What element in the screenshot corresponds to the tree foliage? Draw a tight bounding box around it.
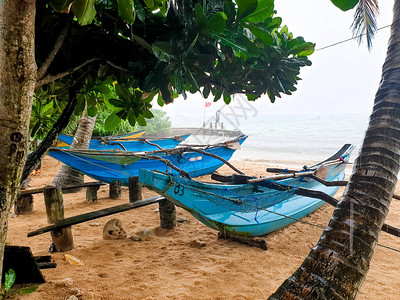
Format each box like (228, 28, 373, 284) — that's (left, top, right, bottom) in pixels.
(35, 0, 315, 131)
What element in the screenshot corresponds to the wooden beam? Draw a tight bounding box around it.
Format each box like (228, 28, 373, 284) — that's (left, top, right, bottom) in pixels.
(27, 196, 164, 237)
(20, 181, 106, 195)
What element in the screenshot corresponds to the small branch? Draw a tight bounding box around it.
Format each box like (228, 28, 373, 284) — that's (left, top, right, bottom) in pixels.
(22, 74, 87, 184)
(131, 34, 153, 54)
(106, 60, 130, 73)
(35, 58, 99, 88)
(37, 18, 71, 79)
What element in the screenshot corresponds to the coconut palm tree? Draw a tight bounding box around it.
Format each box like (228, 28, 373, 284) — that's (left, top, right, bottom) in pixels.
(269, 0, 400, 298)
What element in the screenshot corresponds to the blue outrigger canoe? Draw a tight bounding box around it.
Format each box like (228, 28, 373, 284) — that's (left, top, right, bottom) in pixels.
(139, 144, 354, 236)
(48, 135, 247, 185)
(57, 132, 190, 151)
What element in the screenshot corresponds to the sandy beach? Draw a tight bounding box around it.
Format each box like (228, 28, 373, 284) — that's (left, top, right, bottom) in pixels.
(7, 156, 400, 300)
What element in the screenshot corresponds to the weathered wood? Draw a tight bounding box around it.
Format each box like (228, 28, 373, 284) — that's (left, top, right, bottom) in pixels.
(86, 185, 100, 203)
(218, 231, 268, 250)
(20, 181, 105, 196)
(109, 181, 121, 199)
(129, 176, 142, 202)
(28, 196, 164, 237)
(43, 185, 74, 252)
(159, 198, 176, 229)
(14, 194, 33, 214)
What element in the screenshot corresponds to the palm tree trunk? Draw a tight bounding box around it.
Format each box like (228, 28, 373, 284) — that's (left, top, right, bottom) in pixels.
(270, 1, 400, 299)
(52, 114, 96, 190)
(0, 0, 36, 282)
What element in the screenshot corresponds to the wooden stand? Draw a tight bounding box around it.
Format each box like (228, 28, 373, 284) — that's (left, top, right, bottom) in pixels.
(109, 181, 121, 199)
(129, 176, 142, 203)
(43, 185, 74, 252)
(218, 231, 268, 250)
(159, 199, 176, 229)
(14, 194, 33, 215)
(86, 185, 100, 203)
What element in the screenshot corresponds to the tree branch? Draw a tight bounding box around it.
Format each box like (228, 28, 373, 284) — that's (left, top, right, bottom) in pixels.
(36, 18, 71, 80)
(21, 75, 87, 184)
(35, 58, 99, 88)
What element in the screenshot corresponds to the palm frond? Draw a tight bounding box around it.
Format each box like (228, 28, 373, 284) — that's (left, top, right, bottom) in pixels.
(351, 0, 379, 50)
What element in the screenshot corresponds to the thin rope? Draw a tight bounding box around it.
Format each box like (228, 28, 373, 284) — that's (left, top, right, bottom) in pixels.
(316, 25, 391, 52)
(165, 175, 400, 253)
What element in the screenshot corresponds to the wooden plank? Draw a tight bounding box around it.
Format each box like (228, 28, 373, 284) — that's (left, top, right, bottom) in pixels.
(27, 196, 164, 237)
(21, 181, 106, 195)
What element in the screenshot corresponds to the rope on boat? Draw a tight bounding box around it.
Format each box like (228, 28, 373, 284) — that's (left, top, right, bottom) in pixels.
(162, 174, 400, 253)
(56, 148, 191, 179)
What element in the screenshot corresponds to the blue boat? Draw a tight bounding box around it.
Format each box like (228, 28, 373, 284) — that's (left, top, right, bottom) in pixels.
(57, 132, 190, 151)
(139, 144, 354, 237)
(48, 135, 247, 185)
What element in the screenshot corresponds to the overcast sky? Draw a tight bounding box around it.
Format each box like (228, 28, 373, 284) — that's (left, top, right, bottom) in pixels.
(158, 0, 394, 119)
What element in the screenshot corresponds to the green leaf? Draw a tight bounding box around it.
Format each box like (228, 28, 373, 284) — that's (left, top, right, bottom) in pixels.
(236, 0, 258, 21)
(203, 84, 211, 98)
(104, 112, 123, 131)
(71, 0, 96, 25)
(247, 94, 256, 101)
(207, 12, 227, 33)
(142, 110, 154, 119)
(49, 0, 75, 12)
(245, 24, 273, 44)
(118, 0, 135, 24)
(137, 115, 147, 126)
(109, 98, 126, 108)
(18, 285, 38, 295)
(331, 0, 359, 11)
(223, 92, 231, 104)
(152, 42, 175, 62)
(133, 0, 146, 22)
(157, 94, 164, 107)
(194, 3, 207, 29)
(127, 110, 136, 125)
(241, 0, 274, 23)
(5, 269, 16, 292)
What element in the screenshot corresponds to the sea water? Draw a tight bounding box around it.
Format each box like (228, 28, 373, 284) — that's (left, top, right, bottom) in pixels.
(170, 113, 369, 165)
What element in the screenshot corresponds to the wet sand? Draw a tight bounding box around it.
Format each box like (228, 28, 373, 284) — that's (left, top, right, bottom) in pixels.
(7, 156, 400, 299)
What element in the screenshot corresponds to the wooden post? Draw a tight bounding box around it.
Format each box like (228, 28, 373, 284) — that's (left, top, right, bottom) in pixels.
(14, 194, 33, 215)
(129, 176, 142, 203)
(43, 185, 73, 252)
(86, 185, 100, 203)
(109, 181, 121, 199)
(159, 199, 176, 229)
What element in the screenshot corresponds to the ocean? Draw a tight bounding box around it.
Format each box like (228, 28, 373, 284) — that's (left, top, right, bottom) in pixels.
(170, 113, 370, 166)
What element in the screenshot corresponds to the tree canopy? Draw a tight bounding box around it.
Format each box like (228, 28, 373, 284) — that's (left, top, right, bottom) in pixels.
(35, 0, 315, 130)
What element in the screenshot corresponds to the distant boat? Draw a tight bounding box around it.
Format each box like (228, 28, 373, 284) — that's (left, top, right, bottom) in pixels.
(57, 131, 190, 151)
(139, 144, 354, 237)
(48, 135, 247, 185)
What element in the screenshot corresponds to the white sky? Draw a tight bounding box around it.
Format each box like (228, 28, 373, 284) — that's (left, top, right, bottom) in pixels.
(158, 0, 394, 118)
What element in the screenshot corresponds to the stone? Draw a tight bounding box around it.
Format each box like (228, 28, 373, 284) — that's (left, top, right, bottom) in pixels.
(54, 278, 74, 287)
(177, 218, 188, 223)
(65, 296, 79, 300)
(70, 287, 84, 297)
(103, 219, 127, 240)
(189, 240, 207, 248)
(131, 229, 152, 241)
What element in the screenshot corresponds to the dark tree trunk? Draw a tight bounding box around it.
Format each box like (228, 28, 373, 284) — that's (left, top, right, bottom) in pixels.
(52, 114, 96, 190)
(0, 0, 36, 282)
(270, 1, 400, 299)
(21, 77, 84, 184)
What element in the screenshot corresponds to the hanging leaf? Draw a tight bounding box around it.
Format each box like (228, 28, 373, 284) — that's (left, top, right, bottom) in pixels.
(133, 0, 146, 22)
(157, 94, 164, 107)
(109, 98, 126, 108)
(71, 0, 96, 25)
(152, 41, 175, 62)
(207, 12, 227, 33)
(104, 112, 123, 131)
(236, 0, 258, 21)
(331, 0, 359, 11)
(241, 0, 274, 23)
(118, 0, 135, 24)
(245, 24, 273, 44)
(137, 115, 147, 126)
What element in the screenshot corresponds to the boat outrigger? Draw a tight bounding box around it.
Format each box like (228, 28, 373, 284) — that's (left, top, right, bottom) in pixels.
(57, 131, 190, 151)
(139, 144, 354, 236)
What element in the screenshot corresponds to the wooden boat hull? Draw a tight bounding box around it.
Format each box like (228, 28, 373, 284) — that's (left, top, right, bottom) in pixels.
(48, 136, 247, 185)
(139, 145, 353, 237)
(57, 132, 189, 151)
